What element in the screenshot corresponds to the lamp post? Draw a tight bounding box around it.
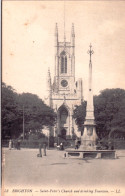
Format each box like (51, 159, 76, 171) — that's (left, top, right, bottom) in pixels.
(23, 106, 25, 140)
(48, 132, 49, 149)
(58, 135, 59, 145)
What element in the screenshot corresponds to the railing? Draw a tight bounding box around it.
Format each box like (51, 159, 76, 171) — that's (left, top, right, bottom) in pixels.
(2, 138, 125, 149)
(2, 139, 48, 149)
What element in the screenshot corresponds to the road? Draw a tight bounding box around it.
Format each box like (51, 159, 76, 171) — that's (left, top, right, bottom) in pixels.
(2, 148, 125, 196)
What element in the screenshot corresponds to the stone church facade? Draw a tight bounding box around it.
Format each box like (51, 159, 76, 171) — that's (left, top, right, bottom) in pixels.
(45, 23, 83, 138)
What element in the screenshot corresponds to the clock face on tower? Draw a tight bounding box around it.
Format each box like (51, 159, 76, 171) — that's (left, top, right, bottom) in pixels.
(61, 79, 68, 87)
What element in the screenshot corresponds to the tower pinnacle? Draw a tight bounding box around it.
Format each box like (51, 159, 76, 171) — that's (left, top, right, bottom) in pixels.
(71, 23, 75, 36)
(71, 23, 75, 50)
(64, 1, 66, 44)
(55, 23, 58, 47)
(47, 67, 51, 89)
(55, 23, 58, 35)
(46, 68, 52, 107)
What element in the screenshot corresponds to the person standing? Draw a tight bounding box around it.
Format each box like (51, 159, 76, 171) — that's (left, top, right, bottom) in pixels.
(43, 143, 47, 156)
(12, 139, 14, 149)
(60, 143, 64, 150)
(9, 139, 12, 150)
(17, 140, 21, 150)
(37, 143, 42, 157)
(75, 139, 78, 149)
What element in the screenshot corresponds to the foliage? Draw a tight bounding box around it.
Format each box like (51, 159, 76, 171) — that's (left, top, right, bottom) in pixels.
(94, 88, 125, 138)
(2, 82, 19, 139)
(2, 83, 56, 139)
(28, 131, 46, 140)
(73, 101, 87, 132)
(17, 93, 56, 132)
(73, 88, 125, 138)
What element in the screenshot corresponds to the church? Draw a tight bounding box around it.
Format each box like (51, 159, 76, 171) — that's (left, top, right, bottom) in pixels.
(45, 23, 83, 139)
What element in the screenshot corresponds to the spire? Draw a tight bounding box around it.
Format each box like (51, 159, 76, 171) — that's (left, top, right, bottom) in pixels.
(47, 67, 51, 89)
(64, 1, 66, 44)
(48, 67, 50, 75)
(71, 23, 75, 47)
(71, 23, 75, 36)
(46, 68, 52, 107)
(55, 23, 58, 46)
(55, 23, 58, 36)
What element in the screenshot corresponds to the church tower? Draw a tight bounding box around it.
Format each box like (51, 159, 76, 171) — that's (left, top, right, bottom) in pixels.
(53, 23, 76, 94)
(45, 24, 83, 139)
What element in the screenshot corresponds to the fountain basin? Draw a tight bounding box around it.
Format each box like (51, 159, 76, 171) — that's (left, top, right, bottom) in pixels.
(64, 149, 116, 159)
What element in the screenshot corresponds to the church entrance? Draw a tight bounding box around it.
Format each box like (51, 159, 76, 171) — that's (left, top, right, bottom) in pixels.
(61, 128, 66, 139)
(57, 105, 69, 138)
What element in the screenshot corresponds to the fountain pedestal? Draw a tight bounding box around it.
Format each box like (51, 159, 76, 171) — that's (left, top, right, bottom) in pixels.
(79, 123, 98, 151)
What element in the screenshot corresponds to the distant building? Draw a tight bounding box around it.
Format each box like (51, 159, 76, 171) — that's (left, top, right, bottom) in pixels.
(45, 23, 83, 139)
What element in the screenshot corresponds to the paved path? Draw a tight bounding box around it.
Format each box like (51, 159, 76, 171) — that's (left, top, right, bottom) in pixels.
(2, 148, 125, 196)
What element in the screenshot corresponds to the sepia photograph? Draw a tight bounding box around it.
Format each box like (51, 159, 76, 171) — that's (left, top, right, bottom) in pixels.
(2, 0, 125, 196)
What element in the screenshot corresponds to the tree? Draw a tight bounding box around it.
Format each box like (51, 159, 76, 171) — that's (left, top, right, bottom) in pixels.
(73, 88, 125, 139)
(2, 83, 19, 139)
(73, 101, 86, 133)
(94, 88, 125, 138)
(17, 93, 57, 137)
(2, 83, 56, 139)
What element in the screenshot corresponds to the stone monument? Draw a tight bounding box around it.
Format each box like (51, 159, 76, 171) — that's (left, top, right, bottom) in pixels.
(80, 44, 98, 150)
(65, 44, 116, 159)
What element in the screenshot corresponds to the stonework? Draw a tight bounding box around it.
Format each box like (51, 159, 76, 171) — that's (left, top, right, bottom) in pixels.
(45, 23, 83, 138)
(80, 44, 98, 150)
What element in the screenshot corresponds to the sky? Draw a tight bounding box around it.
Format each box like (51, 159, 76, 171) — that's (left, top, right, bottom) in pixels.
(2, 1, 125, 100)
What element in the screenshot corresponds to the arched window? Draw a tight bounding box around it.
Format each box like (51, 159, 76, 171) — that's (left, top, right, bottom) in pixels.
(61, 51, 67, 74)
(65, 56, 67, 73)
(60, 108, 68, 124)
(61, 56, 64, 73)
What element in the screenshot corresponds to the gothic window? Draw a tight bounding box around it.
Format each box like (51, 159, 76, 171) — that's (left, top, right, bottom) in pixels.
(61, 51, 67, 74)
(60, 108, 68, 124)
(61, 56, 64, 73)
(65, 56, 67, 73)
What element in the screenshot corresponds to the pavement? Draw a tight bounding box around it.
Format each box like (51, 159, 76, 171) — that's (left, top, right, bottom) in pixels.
(2, 148, 125, 196)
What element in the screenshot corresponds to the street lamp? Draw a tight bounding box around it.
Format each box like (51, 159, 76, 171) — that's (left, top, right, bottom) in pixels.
(23, 106, 25, 140)
(48, 132, 49, 149)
